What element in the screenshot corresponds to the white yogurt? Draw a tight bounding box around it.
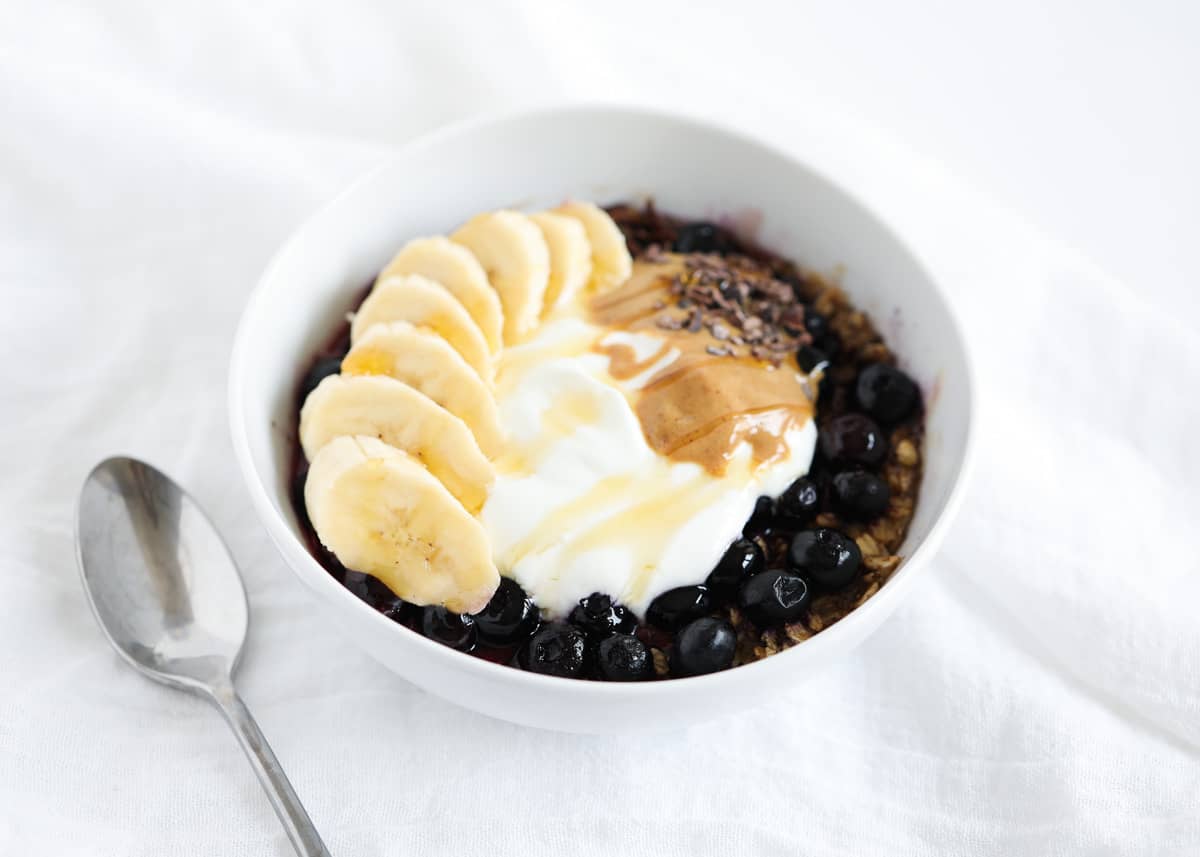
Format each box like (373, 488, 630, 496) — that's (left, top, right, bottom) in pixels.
(480, 318, 817, 617)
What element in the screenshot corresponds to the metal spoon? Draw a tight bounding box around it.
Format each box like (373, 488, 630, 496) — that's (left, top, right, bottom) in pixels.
(75, 456, 331, 857)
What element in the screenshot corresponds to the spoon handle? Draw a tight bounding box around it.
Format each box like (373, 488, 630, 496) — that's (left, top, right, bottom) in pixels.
(211, 683, 333, 857)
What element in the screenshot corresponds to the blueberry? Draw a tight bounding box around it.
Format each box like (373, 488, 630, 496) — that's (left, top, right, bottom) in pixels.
(819, 413, 887, 468)
(775, 477, 820, 526)
(788, 528, 862, 589)
(379, 599, 410, 623)
(568, 593, 637, 639)
(816, 333, 841, 361)
(371, 588, 411, 623)
(742, 495, 776, 536)
(317, 542, 347, 577)
(646, 586, 712, 631)
(803, 310, 828, 340)
(832, 470, 891, 520)
(290, 466, 310, 526)
(670, 617, 737, 677)
(474, 577, 539, 645)
(516, 622, 587, 678)
(342, 570, 396, 610)
(674, 221, 733, 254)
(341, 566, 407, 620)
(420, 607, 477, 651)
(706, 538, 765, 595)
(594, 634, 653, 681)
(796, 344, 829, 374)
(298, 355, 342, 402)
(738, 570, 810, 626)
(856, 364, 919, 424)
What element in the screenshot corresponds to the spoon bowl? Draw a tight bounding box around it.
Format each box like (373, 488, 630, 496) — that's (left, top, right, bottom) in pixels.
(76, 456, 330, 856)
(77, 456, 248, 691)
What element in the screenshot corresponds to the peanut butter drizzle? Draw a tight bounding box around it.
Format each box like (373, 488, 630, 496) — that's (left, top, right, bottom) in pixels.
(590, 257, 815, 476)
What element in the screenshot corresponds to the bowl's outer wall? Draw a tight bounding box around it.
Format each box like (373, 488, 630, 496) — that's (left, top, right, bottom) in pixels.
(230, 106, 973, 732)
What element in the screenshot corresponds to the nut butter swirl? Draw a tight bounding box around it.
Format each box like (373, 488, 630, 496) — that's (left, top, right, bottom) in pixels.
(591, 256, 816, 476)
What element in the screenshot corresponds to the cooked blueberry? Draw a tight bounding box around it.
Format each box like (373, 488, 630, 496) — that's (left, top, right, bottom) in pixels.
(788, 528, 862, 589)
(380, 599, 410, 623)
(738, 570, 810, 626)
(474, 577, 539, 645)
(814, 368, 837, 407)
(374, 590, 410, 623)
(342, 570, 395, 609)
(816, 333, 841, 361)
(420, 607, 477, 652)
(742, 495, 776, 536)
(516, 622, 587, 677)
(670, 617, 737, 677)
(674, 221, 732, 254)
(819, 413, 887, 468)
(706, 537, 765, 594)
(298, 355, 341, 401)
(856, 363, 918, 424)
(796, 344, 829, 374)
(568, 593, 637, 639)
(775, 477, 820, 526)
(340, 562, 405, 620)
(290, 467, 310, 526)
(646, 586, 712, 631)
(317, 543, 347, 576)
(595, 634, 653, 681)
(803, 310, 828, 340)
(832, 470, 891, 519)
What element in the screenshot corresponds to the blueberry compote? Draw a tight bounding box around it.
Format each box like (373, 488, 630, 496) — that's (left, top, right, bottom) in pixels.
(288, 206, 924, 680)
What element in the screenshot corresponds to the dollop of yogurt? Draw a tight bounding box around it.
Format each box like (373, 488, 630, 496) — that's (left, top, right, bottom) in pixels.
(481, 316, 816, 617)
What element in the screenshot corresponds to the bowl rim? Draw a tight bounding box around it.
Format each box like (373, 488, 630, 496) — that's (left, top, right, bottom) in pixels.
(228, 101, 978, 699)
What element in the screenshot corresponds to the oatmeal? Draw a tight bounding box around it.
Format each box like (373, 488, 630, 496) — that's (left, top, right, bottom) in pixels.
(289, 200, 924, 681)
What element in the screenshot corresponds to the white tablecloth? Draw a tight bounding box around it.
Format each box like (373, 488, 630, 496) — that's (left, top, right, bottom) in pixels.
(3, 3, 1198, 855)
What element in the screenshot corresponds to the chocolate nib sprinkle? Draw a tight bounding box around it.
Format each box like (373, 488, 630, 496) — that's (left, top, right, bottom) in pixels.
(673, 253, 814, 366)
(608, 202, 822, 367)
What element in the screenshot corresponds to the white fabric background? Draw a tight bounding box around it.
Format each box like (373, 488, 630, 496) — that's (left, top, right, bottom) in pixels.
(2, 2, 1198, 855)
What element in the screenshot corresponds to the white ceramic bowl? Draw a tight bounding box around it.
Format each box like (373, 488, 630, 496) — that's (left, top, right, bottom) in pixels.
(230, 105, 975, 733)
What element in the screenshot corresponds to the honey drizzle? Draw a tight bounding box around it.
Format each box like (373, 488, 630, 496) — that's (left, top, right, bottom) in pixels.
(550, 470, 731, 606)
(493, 328, 599, 397)
(501, 473, 637, 567)
(494, 387, 604, 476)
(502, 461, 734, 606)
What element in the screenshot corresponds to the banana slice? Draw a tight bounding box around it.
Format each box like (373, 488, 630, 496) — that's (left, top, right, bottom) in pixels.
(351, 274, 493, 384)
(380, 237, 504, 354)
(555, 201, 633, 293)
(451, 210, 550, 345)
(299, 374, 493, 513)
(305, 435, 500, 614)
(529, 211, 592, 316)
(341, 321, 503, 457)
